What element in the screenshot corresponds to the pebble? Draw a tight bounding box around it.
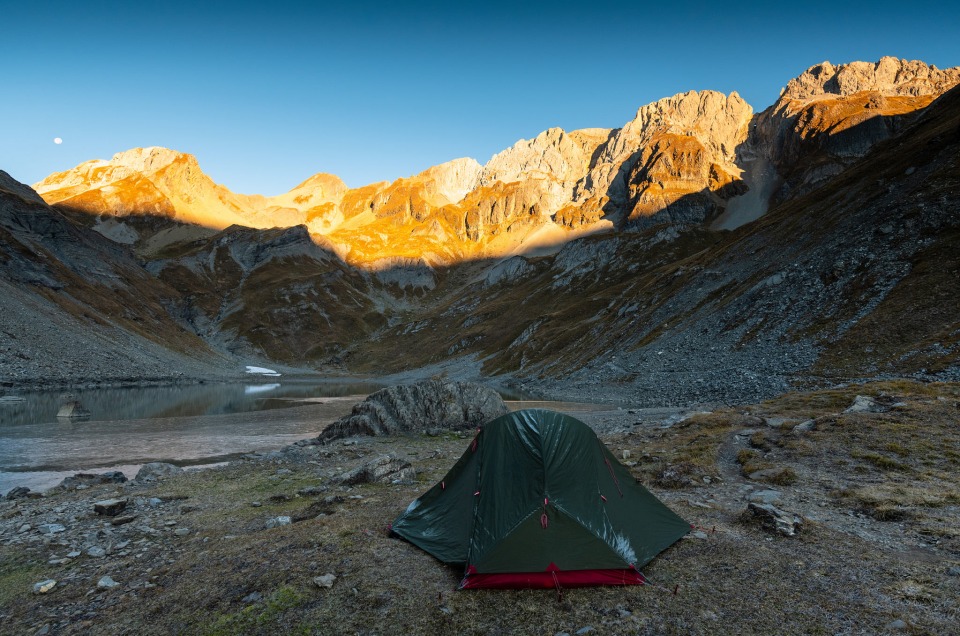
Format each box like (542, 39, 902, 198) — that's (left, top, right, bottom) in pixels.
(174, 528, 190, 536)
(148, 498, 163, 508)
(67, 551, 81, 558)
(33, 579, 57, 594)
(276, 468, 293, 476)
(250, 501, 262, 507)
(87, 546, 106, 558)
(947, 566, 960, 577)
(97, 576, 120, 589)
(886, 619, 907, 630)
(18, 523, 31, 533)
(242, 592, 263, 603)
(313, 573, 337, 588)
(575, 627, 595, 635)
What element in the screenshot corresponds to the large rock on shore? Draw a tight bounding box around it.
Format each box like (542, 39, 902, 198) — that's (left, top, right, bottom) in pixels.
(318, 380, 509, 442)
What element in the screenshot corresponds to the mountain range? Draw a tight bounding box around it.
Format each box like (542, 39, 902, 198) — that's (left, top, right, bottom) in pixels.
(2, 56, 959, 403)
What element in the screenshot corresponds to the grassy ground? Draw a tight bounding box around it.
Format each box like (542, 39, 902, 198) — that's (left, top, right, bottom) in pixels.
(2, 381, 959, 635)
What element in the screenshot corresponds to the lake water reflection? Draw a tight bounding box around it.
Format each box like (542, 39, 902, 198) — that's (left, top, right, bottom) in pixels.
(0, 381, 383, 494)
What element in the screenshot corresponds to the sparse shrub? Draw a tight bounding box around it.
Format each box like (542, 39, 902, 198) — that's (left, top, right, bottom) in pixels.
(654, 462, 697, 489)
(884, 442, 911, 457)
(868, 504, 912, 521)
(853, 451, 909, 472)
(749, 431, 772, 451)
(766, 467, 798, 486)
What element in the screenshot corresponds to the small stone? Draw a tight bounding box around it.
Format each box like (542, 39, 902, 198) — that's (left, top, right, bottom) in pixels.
(67, 551, 81, 558)
(37, 524, 66, 535)
(242, 592, 262, 603)
(164, 520, 177, 527)
(97, 576, 120, 589)
(148, 498, 163, 508)
(297, 486, 326, 496)
(689, 531, 709, 540)
(575, 627, 595, 635)
(276, 468, 293, 476)
(34, 625, 50, 635)
(313, 574, 337, 588)
(33, 579, 57, 594)
(250, 501, 262, 507)
(179, 504, 199, 514)
(111, 515, 137, 526)
(340, 455, 415, 485)
(17, 523, 31, 533)
(886, 619, 908, 630)
(265, 516, 292, 529)
(793, 420, 815, 433)
(947, 566, 960, 577)
(621, 450, 631, 460)
(174, 528, 190, 536)
(94, 498, 128, 517)
(748, 502, 803, 537)
(87, 546, 106, 558)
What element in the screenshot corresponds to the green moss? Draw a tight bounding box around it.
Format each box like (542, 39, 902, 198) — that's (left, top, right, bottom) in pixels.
(203, 585, 306, 636)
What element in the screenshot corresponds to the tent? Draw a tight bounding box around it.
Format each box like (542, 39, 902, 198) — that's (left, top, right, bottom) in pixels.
(391, 408, 690, 589)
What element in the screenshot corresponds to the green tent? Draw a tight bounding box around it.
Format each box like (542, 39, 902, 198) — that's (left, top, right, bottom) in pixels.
(391, 409, 690, 589)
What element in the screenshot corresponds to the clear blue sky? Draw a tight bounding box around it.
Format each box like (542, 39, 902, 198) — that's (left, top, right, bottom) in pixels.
(2, 0, 958, 195)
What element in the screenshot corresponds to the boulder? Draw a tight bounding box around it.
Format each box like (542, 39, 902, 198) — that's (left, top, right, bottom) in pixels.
(313, 574, 337, 589)
(747, 502, 803, 537)
(56, 400, 90, 419)
(57, 471, 128, 490)
(135, 462, 183, 482)
(94, 498, 128, 517)
(845, 395, 887, 414)
(340, 455, 415, 485)
(318, 380, 508, 442)
(4, 486, 31, 500)
(265, 516, 292, 529)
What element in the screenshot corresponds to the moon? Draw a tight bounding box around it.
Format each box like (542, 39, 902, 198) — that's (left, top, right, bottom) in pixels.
(53, 137, 63, 145)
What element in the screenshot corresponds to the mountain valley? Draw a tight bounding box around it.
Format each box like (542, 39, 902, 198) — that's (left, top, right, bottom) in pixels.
(2, 56, 958, 404)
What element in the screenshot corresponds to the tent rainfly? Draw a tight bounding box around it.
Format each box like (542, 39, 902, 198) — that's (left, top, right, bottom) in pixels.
(391, 409, 690, 589)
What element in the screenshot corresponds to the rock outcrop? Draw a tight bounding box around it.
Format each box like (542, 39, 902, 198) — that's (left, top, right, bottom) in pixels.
(751, 57, 960, 205)
(318, 380, 509, 442)
(569, 90, 753, 228)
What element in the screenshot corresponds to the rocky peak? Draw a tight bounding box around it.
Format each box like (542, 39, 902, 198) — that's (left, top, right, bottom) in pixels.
(417, 157, 483, 204)
(109, 146, 192, 173)
(482, 126, 607, 186)
(781, 57, 960, 101)
(620, 90, 752, 166)
(567, 90, 752, 227)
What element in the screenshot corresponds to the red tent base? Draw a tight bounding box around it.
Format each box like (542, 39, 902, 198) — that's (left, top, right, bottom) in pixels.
(459, 566, 646, 589)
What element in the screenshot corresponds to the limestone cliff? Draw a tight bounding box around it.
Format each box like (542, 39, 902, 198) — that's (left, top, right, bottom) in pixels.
(753, 57, 960, 204)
